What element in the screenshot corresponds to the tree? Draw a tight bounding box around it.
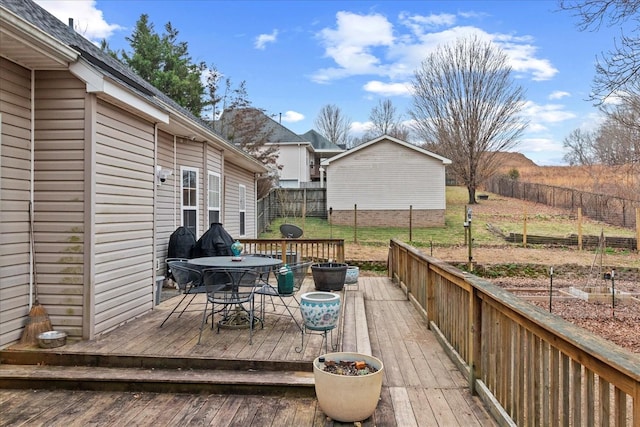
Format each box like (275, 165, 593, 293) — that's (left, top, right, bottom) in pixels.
(409, 35, 528, 203)
(559, 0, 640, 105)
(217, 84, 280, 198)
(314, 105, 352, 147)
(363, 99, 411, 141)
(563, 128, 597, 165)
(119, 14, 206, 117)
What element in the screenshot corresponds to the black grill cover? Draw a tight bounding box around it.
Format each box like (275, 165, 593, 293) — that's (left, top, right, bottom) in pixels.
(167, 226, 196, 259)
(166, 226, 196, 280)
(191, 223, 234, 257)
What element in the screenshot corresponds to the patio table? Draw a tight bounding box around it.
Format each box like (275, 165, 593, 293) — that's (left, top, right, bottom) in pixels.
(188, 256, 283, 332)
(188, 256, 283, 269)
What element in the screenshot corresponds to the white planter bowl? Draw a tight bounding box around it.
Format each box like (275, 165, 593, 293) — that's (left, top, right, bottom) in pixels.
(300, 291, 341, 331)
(345, 266, 359, 284)
(313, 352, 384, 422)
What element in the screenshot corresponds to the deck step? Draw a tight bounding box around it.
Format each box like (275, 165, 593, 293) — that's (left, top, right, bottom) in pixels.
(0, 364, 315, 396)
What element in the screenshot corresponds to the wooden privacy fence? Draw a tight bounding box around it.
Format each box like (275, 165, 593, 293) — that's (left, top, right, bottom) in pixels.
(257, 188, 327, 234)
(388, 238, 640, 426)
(239, 238, 344, 264)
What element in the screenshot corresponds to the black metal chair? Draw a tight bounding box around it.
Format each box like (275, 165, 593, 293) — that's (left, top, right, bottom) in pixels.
(255, 261, 312, 352)
(159, 261, 205, 327)
(199, 268, 261, 345)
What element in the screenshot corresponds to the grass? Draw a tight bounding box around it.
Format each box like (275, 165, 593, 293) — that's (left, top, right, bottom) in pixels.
(260, 186, 637, 249)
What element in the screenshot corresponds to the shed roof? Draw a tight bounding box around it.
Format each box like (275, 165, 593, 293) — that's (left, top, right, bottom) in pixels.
(321, 134, 452, 166)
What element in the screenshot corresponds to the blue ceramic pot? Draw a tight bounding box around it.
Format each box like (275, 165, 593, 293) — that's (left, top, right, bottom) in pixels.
(300, 291, 341, 331)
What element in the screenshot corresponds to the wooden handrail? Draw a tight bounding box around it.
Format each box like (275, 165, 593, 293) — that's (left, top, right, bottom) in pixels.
(239, 239, 345, 264)
(388, 238, 640, 426)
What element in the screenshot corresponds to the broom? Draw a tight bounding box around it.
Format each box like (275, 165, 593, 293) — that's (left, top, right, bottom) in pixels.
(20, 201, 52, 345)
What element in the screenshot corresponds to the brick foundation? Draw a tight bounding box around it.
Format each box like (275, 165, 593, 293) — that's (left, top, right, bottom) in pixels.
(330, 209, 445, 227)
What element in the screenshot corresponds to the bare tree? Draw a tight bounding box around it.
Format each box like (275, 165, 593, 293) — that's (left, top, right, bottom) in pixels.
(364, 99, 411, 141)
(409, 35, 528, 203)
(563, 128, 597, 165)
(314, 104, 352, 147)
(559, 0, 640, 105)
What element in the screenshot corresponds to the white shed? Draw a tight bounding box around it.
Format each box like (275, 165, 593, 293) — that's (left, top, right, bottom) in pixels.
(322, 135, 451, 227)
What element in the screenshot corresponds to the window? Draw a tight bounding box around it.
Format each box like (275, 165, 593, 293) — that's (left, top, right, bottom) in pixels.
(239, 184, 246, 236)
(181, 167, 198, 237)
(208, 172, 221, 227)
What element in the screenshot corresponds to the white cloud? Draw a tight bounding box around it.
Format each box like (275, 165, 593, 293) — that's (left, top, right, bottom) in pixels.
(363, 81, 412, 97)
(522, 101, 576, 127)
(280, 110, 304, 123)
(312, 11, 557, 87)
(34, 0, 122, 41)
(311, 11, 394, 82)
(255, 30, 278, 50)
(350, 121, 373, 136)
(549, 91, 570, 100)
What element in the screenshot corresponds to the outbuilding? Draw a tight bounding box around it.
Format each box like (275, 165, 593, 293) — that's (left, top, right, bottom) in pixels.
(322, 135, 451, 227)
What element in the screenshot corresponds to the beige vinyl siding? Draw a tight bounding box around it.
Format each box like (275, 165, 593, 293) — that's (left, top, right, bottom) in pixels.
(32, 70, 87, 339)
(155, 131, 177, 277)
(0, 58, 32, 346)
(326, 140, 446, 211)
(93, 100, 155, 335)
(223, 162, 256, 238)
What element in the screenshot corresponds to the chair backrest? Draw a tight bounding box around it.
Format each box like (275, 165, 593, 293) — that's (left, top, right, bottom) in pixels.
(289, 261, 313, 292)
(167, 261, 203, 290)
(202, 268, 260, 302)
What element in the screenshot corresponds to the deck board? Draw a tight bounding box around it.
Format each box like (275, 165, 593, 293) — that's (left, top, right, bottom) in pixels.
(1, 275, 499, 426)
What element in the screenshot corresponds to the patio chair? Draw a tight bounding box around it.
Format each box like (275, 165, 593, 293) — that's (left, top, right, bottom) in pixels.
(199, 267, 261, 345)
(255, 261, 312, 351)
(159, 261, 205, 327)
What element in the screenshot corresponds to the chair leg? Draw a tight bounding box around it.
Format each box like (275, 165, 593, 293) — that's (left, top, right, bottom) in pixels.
(197, 297, 210, 345)
(159, 292, 189, 327)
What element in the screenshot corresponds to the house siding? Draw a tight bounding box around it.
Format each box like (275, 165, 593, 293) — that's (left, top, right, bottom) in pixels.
(222, 162, 255, 238)
(325, 138, 447, 227)
(31, 70, 87, 338)
(93, 100, 155, 335)
(0, 58, 32, 346)
(155, 131, 177, 278)
(276, 144, 311, 187)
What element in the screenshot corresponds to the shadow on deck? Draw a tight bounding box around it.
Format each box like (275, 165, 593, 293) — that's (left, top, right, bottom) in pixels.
(0, 276, 497, 426)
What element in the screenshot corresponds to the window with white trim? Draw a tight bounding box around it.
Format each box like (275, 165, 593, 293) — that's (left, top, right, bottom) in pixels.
(207, 172, 221, 227)
(239, 184, 246, 236)
(181, 167, 198, 237)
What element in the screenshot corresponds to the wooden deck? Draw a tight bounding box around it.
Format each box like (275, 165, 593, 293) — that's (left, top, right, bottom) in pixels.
(0, 276, 498, 426)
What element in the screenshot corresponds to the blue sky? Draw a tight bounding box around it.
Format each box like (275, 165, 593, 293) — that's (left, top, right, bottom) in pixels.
(35, 0, 624, 165)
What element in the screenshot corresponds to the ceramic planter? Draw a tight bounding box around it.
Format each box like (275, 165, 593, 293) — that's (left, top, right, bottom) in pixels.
(300, 291, 341, 331)
(345, 266, 359, 284)
(311, 262, 348, 291)
(313, 352, 384, 422)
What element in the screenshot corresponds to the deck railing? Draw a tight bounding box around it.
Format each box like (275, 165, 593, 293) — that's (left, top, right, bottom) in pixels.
(388, 238, 640, 426)
(239, 239, 344, 264)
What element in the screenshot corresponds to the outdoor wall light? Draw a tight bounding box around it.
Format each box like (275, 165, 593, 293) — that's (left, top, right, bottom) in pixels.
(156, 165, 173, 184)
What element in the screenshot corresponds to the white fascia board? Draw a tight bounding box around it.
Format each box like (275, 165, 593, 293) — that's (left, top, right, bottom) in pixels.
(69, 60, 169, 124)
(0, 6, 78, 65)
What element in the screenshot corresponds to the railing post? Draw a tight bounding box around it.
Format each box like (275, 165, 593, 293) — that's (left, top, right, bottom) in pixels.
(469, 286, 482, 394)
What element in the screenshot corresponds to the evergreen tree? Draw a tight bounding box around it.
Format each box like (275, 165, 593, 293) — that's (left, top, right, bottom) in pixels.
(119, 14, 206, 117)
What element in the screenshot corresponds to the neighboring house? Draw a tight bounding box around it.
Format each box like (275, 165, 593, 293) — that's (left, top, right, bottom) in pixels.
(322, 135, 452, 227)
(300, 130, 344, 185)
(0, 0, 266, 347)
